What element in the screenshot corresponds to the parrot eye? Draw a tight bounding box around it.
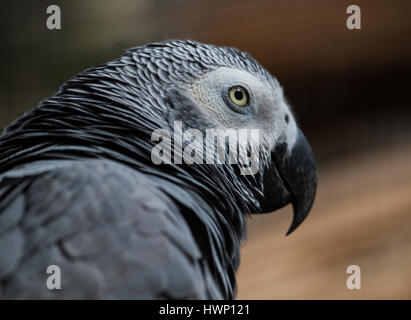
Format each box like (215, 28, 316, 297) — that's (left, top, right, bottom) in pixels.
(229, 86, 249, 107)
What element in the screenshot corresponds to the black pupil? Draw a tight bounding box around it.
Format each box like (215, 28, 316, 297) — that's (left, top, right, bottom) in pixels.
(234, 89, 244, 101)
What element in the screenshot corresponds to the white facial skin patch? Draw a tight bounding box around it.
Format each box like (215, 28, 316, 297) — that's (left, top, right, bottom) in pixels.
(189, 67, 298, 153)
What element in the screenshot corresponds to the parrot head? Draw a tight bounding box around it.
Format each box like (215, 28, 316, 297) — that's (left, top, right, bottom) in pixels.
(127, 40, 317, 235)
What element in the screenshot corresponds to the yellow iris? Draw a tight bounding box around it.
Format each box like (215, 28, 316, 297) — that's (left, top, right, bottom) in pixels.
(229, 86, 248, 107)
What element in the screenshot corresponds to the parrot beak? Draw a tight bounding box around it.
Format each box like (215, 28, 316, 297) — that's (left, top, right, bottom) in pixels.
(260, 128, 317, 235)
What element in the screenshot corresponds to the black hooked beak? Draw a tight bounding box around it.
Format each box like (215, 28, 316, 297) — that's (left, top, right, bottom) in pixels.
(260, 128, 317, 235)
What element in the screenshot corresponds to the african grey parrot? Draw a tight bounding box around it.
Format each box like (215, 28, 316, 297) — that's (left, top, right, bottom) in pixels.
(0, 40, 317, 299)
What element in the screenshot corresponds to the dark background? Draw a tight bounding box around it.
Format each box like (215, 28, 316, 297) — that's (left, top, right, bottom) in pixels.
(1, 0, 410, 298)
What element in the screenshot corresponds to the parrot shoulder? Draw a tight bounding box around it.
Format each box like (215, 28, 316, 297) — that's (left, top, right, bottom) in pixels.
(0, 159, 219, 299)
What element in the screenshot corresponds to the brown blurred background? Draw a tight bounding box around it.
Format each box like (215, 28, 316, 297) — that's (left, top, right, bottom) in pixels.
(1, 0, 411, 299)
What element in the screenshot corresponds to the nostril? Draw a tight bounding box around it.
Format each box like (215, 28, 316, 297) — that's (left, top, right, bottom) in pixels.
(285, 114, 290, 124)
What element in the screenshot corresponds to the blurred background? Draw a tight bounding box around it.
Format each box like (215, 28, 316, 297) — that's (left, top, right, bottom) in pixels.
(1, 0, 411, 299)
